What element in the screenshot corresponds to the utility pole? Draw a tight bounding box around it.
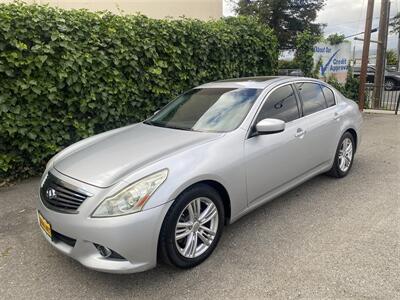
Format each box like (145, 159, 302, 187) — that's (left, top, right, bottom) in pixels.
(397, 32, 400, 71)
(383, 2, 391, 73)
(358, 0, 375, 111)
(373, 0, 391, 109)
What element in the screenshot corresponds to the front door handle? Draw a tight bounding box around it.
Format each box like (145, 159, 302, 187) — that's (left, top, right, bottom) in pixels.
(295, 128, 306, 138)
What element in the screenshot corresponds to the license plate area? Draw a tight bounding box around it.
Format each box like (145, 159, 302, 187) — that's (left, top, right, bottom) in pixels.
(38, 211, 52, 238)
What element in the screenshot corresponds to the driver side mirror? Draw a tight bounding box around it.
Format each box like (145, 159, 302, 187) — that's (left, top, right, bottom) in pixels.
(255, 118, 285, 135)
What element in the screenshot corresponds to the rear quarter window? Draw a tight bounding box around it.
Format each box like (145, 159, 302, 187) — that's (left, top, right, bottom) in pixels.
(321, 86, 336, 107)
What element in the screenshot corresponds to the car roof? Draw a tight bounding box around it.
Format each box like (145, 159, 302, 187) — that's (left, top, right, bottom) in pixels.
(196, 76, 327, 89)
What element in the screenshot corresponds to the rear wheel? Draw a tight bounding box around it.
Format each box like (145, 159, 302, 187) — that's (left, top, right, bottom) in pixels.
(158, 184, 224, 268)
(327, 132, 355, 178)
(385, 79, 395, 91)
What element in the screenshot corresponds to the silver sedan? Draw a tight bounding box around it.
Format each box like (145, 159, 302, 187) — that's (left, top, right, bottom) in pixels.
(37, 76, 362, 273)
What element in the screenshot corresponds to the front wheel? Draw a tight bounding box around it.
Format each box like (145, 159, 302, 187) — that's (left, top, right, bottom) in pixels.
(327, 132, 355, 178)
(158, 184, 224, 269)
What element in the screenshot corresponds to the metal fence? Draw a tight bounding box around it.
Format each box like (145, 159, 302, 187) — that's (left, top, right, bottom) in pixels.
(364, 84, 400, 114)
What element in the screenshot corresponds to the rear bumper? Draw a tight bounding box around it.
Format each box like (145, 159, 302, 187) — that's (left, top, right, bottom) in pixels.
(37, 190, 172, 274)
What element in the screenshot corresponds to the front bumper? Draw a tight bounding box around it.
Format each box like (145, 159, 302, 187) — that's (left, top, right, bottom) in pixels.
(37, 170, 173, 274)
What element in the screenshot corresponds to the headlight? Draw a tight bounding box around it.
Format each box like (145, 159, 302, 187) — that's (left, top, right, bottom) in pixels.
(92, 169, 168, 217)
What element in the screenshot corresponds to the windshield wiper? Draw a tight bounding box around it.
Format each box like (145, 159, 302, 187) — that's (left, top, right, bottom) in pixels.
(143, 120, 193, 131)
(164, 124, 193, 131)
(143, 120, 156, 126)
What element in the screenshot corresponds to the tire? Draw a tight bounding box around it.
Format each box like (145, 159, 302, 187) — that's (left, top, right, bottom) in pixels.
(384, 79, 395, 91)
(158, 183, 225, 269)
(327, 132, 355, 178)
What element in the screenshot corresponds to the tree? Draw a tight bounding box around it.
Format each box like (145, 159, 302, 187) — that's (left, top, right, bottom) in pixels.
(312, 56, 323, 78)
(294, 30, 321, 77)
(233, 0, 326, 50)
(326, 33, 345, 45)
(278, 59, 299, 69)
(391, 12, 400, 33)
(386, 49, 398, 66)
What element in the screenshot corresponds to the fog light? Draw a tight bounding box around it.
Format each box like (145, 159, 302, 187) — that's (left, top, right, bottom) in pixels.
(95, 244, 112, 258)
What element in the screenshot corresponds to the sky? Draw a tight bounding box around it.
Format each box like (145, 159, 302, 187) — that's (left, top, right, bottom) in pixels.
(223, 0, 400, 55)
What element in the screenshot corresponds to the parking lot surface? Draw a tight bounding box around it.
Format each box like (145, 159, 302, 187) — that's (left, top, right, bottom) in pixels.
(0, 113, 399, 299)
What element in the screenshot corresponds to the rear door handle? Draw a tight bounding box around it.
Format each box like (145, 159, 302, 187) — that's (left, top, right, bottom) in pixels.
(334, 112, 341, 121)
(295, 128, 306, 138)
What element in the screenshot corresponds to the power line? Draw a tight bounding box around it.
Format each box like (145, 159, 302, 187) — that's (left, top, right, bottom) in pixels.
(345, 27, 379, 39)
(329, 16, 380, 27)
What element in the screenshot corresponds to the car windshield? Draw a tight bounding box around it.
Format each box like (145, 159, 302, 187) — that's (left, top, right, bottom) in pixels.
(144, 88, 262, 132)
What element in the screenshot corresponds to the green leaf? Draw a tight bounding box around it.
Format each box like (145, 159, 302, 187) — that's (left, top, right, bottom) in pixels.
(149, 67, 162, 75)
(0, 3, 278, 181)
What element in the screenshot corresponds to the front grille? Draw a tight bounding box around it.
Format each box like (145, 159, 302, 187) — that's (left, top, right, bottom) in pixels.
(40, 172, 92, 213)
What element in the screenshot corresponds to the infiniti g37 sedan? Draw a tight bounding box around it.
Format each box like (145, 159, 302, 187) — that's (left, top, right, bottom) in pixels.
(37, 76, 362, 273)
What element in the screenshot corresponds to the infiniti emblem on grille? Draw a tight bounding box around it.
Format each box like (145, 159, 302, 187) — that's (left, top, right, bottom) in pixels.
(46, 188, 57, 199)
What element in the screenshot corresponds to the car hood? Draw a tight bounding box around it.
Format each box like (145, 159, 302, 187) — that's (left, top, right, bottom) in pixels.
(54, 123, 222, 188)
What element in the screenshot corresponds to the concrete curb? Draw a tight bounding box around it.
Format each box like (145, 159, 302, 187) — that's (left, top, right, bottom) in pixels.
(363, 109, 397, 115)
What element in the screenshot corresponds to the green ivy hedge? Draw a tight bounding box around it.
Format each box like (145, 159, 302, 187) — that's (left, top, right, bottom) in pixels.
(0, 3, 278, 181)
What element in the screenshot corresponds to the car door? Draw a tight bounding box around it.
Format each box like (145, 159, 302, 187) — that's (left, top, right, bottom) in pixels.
(244, 84, 308, 204)
(293, 82, 341, 170)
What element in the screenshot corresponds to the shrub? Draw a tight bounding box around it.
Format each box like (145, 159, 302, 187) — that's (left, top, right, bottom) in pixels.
(326, 68, 359, 102)
(343, 74, 360, 101)
(312, 56, 323, 79)
(294, 30, 321, 77)
(326, 76, 346, 94)
(0, 3, 278, 180)
(386, 49, 398, 66)
(278, 59, 299, 70)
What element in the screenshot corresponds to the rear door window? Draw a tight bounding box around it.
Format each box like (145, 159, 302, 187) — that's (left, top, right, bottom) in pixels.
(295, 83, 328, 116)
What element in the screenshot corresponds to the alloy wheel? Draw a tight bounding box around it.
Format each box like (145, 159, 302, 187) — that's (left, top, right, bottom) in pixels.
(385, 80, 394, 91)
(175, 197, 219, 258)
(338, 137, 353, 172)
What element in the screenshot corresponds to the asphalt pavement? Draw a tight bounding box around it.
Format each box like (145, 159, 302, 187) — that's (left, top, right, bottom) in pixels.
(0, 113, 399, 299)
